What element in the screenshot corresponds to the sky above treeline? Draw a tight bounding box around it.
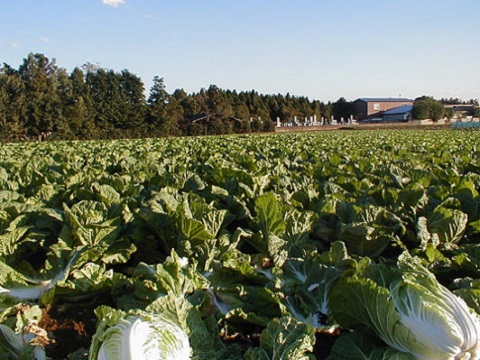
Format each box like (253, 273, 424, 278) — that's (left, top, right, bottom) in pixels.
(1, 0, 479, 102)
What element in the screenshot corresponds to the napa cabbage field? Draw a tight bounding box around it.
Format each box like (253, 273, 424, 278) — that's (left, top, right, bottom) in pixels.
(1, 129, 480, 359)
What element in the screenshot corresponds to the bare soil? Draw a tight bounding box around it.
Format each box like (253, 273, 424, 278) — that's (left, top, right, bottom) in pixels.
(274, 122, 449, 133)
(39, 295, 115, 359)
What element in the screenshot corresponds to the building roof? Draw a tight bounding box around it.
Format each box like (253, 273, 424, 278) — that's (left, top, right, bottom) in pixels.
(356, 97, 414, 103)
(382, 105, 413, 115)
(444, 104, 475, 110)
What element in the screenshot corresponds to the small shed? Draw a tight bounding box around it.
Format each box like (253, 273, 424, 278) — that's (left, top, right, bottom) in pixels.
(382, 105, 413, 122)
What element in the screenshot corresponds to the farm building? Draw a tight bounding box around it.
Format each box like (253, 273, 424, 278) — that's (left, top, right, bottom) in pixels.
(444, 104, 476, 119)
(382, 105, 413, 122)
(352, 98, 414, 121)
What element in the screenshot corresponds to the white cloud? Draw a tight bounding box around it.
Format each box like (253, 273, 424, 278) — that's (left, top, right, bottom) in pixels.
(101, 0, 125, 7)
(39, 37, 50, 43)
(0, 38, 19, 47)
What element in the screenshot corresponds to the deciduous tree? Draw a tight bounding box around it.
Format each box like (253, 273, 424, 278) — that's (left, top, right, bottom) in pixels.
(413, 96, 445, 121)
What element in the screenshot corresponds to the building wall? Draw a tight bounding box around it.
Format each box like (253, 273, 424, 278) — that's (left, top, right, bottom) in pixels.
(353, 99, 414, 120)
(366, 101, 413, 116)
(383, 112, 412, 122)
(444, 104, 475, 118)
(352, 100, 368, 119)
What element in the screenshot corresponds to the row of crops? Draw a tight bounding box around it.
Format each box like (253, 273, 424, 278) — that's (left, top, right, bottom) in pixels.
(1, 129, 480, 359)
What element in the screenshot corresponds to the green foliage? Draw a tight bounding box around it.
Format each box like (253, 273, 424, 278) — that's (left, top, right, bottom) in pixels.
(1, 53, 331, 140)
(244, 315, 316, 360)
(0, 130, 480, 358)
(329, 255, 480, 359)
(412, 96, 445, 121)
(332, 97, 353, 120)
(7, 53, 480, 142)
(330, 331, 416, 360)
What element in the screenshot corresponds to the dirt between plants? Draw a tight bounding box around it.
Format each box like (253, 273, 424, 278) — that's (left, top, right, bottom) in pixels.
(39, 297, 112, 359)
(36, 304, 340, 359)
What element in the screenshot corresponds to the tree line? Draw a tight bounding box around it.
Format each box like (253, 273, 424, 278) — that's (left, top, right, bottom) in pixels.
(0, 53, 349, 141)
(2, 53, 477, 141)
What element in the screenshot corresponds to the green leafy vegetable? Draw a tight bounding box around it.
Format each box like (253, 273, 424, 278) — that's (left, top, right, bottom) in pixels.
(330, 254, 480, 359)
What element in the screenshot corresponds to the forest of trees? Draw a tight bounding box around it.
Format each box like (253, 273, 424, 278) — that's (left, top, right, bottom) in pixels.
(2, 53, 477, 141)
(0, 53, 353, 141)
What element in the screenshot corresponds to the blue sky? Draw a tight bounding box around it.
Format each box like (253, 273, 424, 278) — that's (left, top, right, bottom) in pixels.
(1, 0, 479, 102)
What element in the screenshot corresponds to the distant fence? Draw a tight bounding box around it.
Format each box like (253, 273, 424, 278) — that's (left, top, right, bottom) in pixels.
(451, 122, 480, 129)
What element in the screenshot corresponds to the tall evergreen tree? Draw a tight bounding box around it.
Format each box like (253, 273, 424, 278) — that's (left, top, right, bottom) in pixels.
(64, 67, 92, 138)
(18, 53, 63, 136)
(165, 97, 184, 136)
(53, 67, 76, 138)
(85, 68, 110, 134)
(206, 85, 233, 119)
(172, 88, 199, 119)
(311, 100, 322, 121)
(147, 76, 170, 135)
(322, 101, 333, 120)
(85, 67, 136, 135)
(118, 69, 146, 134)
(233, 100, 250, 120)
(332, 97, 353, 120)
(0, 65, 27, 139)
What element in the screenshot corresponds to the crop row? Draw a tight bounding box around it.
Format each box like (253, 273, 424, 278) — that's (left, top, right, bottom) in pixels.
(0, 130, 479, 359)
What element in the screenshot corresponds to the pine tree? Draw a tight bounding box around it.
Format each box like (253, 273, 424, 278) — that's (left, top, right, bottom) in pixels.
(118, 69, 146, 134)
(18, 53, 64, 136)
(147, 76, 170, 136)
(0, 65, 27, 139)
(64, 67, 91, 138)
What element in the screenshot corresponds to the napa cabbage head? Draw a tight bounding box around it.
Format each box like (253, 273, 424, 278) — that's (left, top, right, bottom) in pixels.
(388, 258, 480, 360)
(89, 307, 190, 360)
(330, 255, 480, 360)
